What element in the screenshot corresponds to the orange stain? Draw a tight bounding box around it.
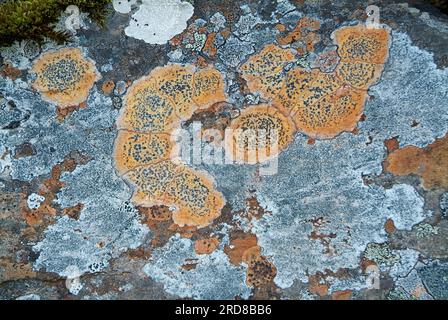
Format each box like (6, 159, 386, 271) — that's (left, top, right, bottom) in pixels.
(385, 135, 448, 190)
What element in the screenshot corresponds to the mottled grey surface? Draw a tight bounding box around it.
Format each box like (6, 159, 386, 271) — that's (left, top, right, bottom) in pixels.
(0, 0, 447, 300)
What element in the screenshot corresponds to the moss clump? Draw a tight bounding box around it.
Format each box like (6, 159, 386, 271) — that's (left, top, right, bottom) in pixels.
(0, 0, 112, 47)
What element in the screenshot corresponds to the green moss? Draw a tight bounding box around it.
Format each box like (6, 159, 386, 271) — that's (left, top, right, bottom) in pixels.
(0, 0, 112, 47)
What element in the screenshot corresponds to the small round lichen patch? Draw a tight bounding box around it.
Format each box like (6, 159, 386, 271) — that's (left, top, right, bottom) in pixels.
(31, 48, 100, 107)
(165, 166, 225, 228)
(226, 105, 296, 164)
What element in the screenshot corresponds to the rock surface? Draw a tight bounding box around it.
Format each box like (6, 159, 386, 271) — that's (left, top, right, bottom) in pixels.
(0, 0, 447, 300)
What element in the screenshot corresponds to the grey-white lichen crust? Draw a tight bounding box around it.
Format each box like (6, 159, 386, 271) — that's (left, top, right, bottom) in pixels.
(1, 0, 448, 300)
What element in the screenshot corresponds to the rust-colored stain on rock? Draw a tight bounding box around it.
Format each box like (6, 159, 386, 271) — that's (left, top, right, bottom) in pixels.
(385, 134, 448, 190)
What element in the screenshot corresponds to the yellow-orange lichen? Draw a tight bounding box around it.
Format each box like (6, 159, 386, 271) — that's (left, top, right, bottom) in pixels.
(335, 61, 385, 90)
(101, 80, 115, 95)
(223, 231, 276, 287)
(332, 25, 390, 64)
(114, 64, 227, 229)
(193, 68, 226, 109)
(116, 79, 180, 133)
(331, 289, 353, 300)
(149, 64, 196, 120)
(113, 131, 173, 175)
(164, 166, 225, 228)
(225, 104, 296, 163)
(125, 160, 179, 208)
(239, 24, 390, 139)
(246, 256, 277, 287)
(240, 44, 296, 101)
(291, 87, 367, 139)
(224, 232, 259, 266)
(384, 135, 448, 190)
(31, 48, 100, 107)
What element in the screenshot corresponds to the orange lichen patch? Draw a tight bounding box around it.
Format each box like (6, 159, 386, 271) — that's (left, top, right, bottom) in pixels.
(220, 28, 231, 39)
(384, 137, 400, 154)
(241, 44, 296, 101)
(139, 205, 173, 222)
(194, 237, 220, 255)
(62, 203, 84, 220)
(276, 17, 321, 49)
(246, 256, 277, 287)
(277, 69, 340, 116)
(335, 61, 384, 90)
(384, 218, 396, 234)
(149, 64, 197, 120)
(21, 152, 90, 226)
(238, 24, 390, 140)
(241, 245, 262, 264)
(181, 259, 199, 271)
(308, 275, 329, 297)
(275, 23, 286, 32)
(164, 166, 225, 228)
(196, 56, 208, 69)
(31, 48, 100, 107)
(101, 80, 115, 95)
(113, 131, 173, 175)
(332, 25, 390, 64)
(0, 63, 21, 80)
(245, 196, 269, 221)
(226, 105, 296, 164)
(192, 67, 226, 110)
(290, 86, 367, 139)
(125, 160, 179, 208)
(331, 289, 353, 300)
(203, 32, 218, 57)
(224, 232, 259, 266)
(384, 135, 448, 190)
(117, 82, 180, 133)
(114, 64, 228, 229)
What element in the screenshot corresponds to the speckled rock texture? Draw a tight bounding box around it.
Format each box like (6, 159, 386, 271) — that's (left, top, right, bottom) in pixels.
(1, 0, 447, 300)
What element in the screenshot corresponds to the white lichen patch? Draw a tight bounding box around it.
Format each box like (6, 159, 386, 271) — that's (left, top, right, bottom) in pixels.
(209, 130, 431, 289)
(124, 0, 194, 45)
(113, 0, 137, 14)
(360, 31, 448, 148)
(27, 193, 45, 210)
(143, 235, 251, 299)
